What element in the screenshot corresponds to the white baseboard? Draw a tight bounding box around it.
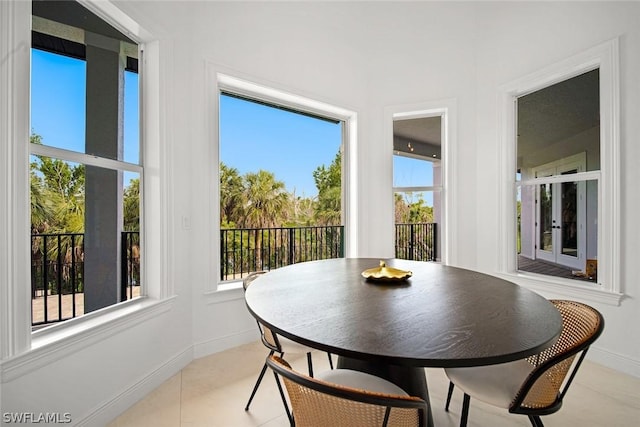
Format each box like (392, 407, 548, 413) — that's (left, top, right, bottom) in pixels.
(588, 344, 640, 378)
(193, 328, 258, 359)
(68, 329, 263, 426)
(75, 346, 194, 427)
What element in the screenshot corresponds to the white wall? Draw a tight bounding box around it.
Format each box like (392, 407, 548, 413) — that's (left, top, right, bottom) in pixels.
(471, 1, 640, 375)
(171, 0, 480, 356)
(2, 1, 639, 425)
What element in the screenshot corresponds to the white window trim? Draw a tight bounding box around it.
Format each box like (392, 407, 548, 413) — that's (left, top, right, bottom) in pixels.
(1, 0, 32, 359)
(385, 99, 456, 266)
(205, 68, 358, 299)
(0, 0, 173, 372)
(498, 38, 623, 305)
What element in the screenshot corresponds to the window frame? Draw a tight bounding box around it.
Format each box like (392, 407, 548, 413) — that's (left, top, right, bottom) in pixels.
(0, 0, 173, 369)
(207, 70, 358, 295)
(498, 38, 622, 305)
(385, 101, 455, 266)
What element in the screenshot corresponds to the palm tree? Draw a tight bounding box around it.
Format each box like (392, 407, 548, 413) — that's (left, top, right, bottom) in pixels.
(241, 170, 290, 270)
(30, 164, 52, 233)
(242, 170, 289, 228)
(219, 162, 245, 227)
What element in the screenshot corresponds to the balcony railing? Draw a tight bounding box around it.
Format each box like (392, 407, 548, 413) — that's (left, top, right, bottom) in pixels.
(31, 223, 437, 326)
(31, 232, 140, 327)
(31, 233, 84, 327)
(395, 223, 437, 262)
(220, 225, 345, 281)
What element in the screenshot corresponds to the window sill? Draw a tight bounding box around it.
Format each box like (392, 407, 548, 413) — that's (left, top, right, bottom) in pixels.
(1, 296, 176, 382)
(204, 281, 244, 305)
(497, 271, 624, 306)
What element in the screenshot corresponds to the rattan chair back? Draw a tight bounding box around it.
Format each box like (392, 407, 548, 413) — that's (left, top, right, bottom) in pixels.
(510, 299, 604, 414)
(267, 355, 428, 427)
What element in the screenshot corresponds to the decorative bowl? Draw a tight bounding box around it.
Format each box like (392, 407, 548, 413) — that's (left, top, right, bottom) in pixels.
(362, 260, 412, 282)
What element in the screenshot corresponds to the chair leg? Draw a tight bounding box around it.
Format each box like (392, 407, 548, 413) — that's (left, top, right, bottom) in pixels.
(445, 381, 455, 412)
(460, 393, 470, 427)
(306, 352, 314, 377)
(273, 371, 293, 426)
(528, 415, 544, 427)
(280, 350, 314, 377)
(327, 352, 334, 369)
(245, 360, 270, 411)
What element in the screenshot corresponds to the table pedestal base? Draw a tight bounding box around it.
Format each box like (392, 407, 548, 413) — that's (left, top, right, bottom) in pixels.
(337, 356, 434, 427)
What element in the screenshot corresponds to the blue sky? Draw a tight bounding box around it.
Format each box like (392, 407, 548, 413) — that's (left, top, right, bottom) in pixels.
(219, 94, 342, 197)
(220, 95, 436, 199)
(31, 49, 139, 165)
(32, 48, 433, 201)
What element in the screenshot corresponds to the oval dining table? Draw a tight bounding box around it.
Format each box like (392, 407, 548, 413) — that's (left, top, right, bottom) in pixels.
(244, 258, 562, 427)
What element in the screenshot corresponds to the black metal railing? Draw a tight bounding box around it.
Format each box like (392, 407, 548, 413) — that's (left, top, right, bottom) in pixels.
(395, 223, 437, 262)
(31, 223, 437, 325)
(31, 233, 84, 327)
(121, 231, 141, 302)
(31, 231, 140, 327)
(220, 225, 345, 281)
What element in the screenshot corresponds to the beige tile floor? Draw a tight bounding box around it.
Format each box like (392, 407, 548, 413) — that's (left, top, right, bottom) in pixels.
(108, 341, 640, 427)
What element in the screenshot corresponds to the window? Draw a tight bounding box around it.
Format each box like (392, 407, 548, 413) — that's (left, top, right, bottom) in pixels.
(214, 73, 358, 288)
(393, 116, 442, 262)
(517, 71, 598, 281)
(218, 92, 343, 281)
(30, 1, 142, 328)
(2, 0, 165, 360)
(499, 39, 622, 303)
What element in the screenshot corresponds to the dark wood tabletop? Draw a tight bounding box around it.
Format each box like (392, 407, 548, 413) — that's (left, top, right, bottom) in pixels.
(244, 258, 562, 368)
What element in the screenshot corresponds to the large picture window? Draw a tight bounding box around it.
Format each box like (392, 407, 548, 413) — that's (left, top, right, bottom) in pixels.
(218, 92, 344, 281)
(214, 73, 358, 288)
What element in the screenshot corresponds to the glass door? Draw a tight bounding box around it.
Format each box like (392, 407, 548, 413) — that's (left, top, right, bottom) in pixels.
(534, 159, 585, 270)
(535, 168, 555, 263)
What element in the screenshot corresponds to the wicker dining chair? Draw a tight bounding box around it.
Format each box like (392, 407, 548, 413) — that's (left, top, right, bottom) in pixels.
(267, 354, 428, 427)
(444, 299, 604, 427)
(242, 271, 333, 418)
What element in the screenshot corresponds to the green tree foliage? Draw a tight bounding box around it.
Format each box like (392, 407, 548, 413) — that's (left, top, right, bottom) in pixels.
(287, 196, 316, 227)
(30, 134, 54, 232)
(30, 133, 139, 234)
(394, 192, 433, 224)
(242, 170, 290, 228)
(220, 151, 344, 229)
(220, 162, 244, 227)
(394, 193, 410, 224)
(312, 151, 342, 225)
(30, 133, 85, 233)
(123, 178, 140, 231)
